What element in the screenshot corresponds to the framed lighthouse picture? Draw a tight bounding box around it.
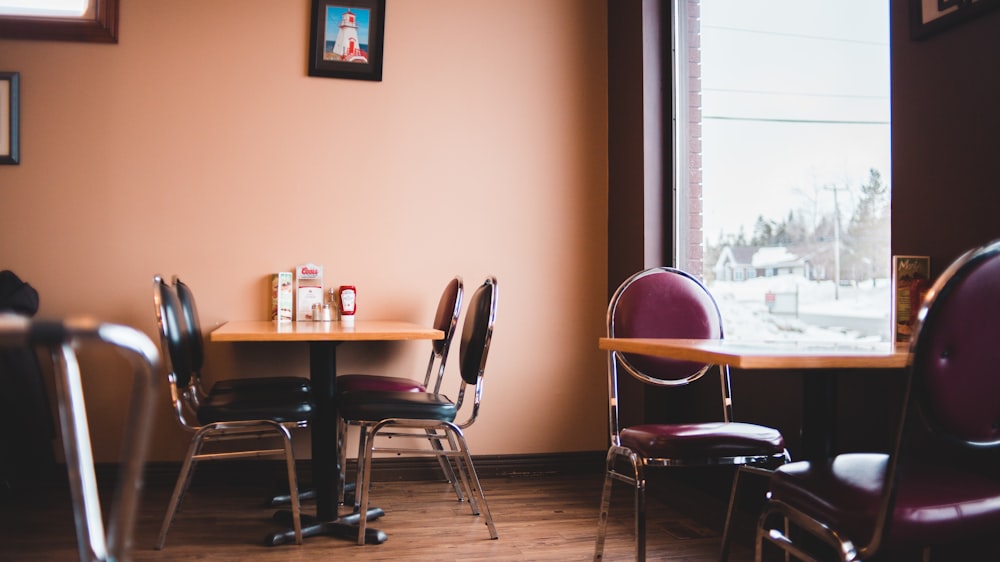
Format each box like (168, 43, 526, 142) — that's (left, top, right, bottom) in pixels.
(308, 0, 385, 81)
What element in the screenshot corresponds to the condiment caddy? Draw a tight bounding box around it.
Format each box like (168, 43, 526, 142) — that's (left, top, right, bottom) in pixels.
(271, 263, 356, 324)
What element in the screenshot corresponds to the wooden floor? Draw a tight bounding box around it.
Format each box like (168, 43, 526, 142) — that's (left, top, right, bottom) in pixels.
(0, 470, 758, 562)
(6, 466, 994, 562)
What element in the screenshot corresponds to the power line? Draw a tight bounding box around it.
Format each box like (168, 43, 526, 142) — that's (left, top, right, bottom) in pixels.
(701, 24, 887, 46)
(704, 87, 888, 101)
(704, 115, 889, 125)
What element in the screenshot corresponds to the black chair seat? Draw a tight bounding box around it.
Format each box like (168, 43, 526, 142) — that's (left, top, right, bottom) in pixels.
(153, 275, 311, 548)
(198, 392, 314, 425)
(770, 453, 1000, 548)
(622, 422, 786, 459)
(337, 374, 426, 393)
(338, 390, 456, 422)
(334, 277, 463, 506)
(211, 376, 311, 395)
(343, 277, 499, 545)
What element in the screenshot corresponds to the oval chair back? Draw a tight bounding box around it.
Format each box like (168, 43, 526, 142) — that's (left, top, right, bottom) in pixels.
(172, 277, 204, 376)
(609, 266, 723, 387)
(909, 241, 1000, 448)
(153, 275, 193, 391)
(428, 275, 463, 392)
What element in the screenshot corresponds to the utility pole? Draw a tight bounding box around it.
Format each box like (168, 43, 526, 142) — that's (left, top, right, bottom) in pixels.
(824, 184, 847, 300)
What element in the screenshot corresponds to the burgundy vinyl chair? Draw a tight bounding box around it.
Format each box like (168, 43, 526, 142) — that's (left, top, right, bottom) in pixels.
(755, 240, 1000, 562)
(334, 276, 464, 503)
(594, 267, 789, 562)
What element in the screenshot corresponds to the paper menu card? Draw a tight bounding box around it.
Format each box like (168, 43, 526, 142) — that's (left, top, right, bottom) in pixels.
(295, 263, 324, 321)
(892, 255, 930, 343)
(271, 272, 293, 323)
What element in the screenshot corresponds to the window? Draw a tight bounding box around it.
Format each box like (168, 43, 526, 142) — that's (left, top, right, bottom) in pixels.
(0, 0, 87, 17)
(0, 0, 117, 42)
(674, 0, 891, 342)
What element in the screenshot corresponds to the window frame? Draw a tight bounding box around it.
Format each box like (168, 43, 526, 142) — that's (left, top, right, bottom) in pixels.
(0, 0, 118, 43)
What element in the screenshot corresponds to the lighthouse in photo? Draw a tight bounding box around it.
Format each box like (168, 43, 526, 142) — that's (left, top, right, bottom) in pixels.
(332, 10, 368, 63)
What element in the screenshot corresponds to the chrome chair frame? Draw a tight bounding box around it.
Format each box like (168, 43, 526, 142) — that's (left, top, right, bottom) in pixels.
(152, 275, 310, 549)
(755, 239, 1000, 562)
(594, 267, 789, 562)
(336, 276, 464, 504)
(0, 314, 159, 562)
(347, 276, 499, 545)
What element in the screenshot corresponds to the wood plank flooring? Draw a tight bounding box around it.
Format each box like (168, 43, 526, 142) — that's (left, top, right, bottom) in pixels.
(6, 467, 994, 561)
(0, 470, 756, 561)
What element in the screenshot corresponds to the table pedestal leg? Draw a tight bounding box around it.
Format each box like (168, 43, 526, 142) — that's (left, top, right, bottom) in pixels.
(801, 370, 837, 462)
(265, 341, 388, 546)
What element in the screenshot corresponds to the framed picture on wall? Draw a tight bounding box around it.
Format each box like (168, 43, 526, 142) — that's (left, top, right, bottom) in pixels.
(308, 0, 386, 81)
(911, 0, 1000, 39)
(1, 72, 18, 165)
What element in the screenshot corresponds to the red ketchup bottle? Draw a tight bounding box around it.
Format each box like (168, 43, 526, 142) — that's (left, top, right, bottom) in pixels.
(338, 285, 356, 327)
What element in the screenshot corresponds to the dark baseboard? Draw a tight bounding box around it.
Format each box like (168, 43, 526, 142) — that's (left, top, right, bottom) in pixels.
(90, 451, 607, 489)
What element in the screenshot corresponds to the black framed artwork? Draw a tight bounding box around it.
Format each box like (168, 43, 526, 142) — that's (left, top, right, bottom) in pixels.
(911, 0, 1000, 39)
(1, 72, 18, 165)
(308, 0, 385, 81)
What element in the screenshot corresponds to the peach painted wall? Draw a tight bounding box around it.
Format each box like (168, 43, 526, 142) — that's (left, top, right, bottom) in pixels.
(0, 0, 609, 462)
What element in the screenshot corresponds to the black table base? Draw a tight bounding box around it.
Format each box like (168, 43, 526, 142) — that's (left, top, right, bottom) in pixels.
(261, 342, 388, 546)
(266, 507, 387, 546)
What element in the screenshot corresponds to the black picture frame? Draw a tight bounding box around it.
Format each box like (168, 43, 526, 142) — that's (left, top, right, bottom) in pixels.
(910, 0, 1000, 39)
(308, 0, 385, 81)
(1, 72, 18, 166)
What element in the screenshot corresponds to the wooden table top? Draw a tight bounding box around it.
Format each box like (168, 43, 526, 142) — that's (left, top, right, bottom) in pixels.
(210, 320, 444, 343)
(599, 337, 910, 370)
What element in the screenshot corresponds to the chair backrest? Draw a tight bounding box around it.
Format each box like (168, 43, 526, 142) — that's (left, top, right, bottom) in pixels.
(0, 315, 159, 562)
(152, 275, 194, 391)
(608, 267, 723, 386)
(606, 267, 730, 444)
(425, 276, 463, 393)
(172, 276, 204, 375)
(859, 239, 1000, 555)
(907, 238, 1000, 448)
(452, 276, 498, 427)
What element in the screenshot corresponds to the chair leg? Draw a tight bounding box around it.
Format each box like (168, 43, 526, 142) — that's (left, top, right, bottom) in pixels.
(720, 466, 745, 562)
(754, 512, 766, 562)
(633, 459, 647, 562)
(593, 449, 617, 561)
(273, 424, 303, 546)
(336, 417, 347, 505)
(426, 428, 465, 501)
(444, 430, 480, 515)
(356, 424, 376, 545)
(453, 430, 497, 540)
(154, 433, 205, 550)
(352, 422, 371, 514)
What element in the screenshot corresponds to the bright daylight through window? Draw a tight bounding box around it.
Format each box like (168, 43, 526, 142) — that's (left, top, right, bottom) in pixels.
(677, 0, 891, 342)
(0, 0, 86, 17)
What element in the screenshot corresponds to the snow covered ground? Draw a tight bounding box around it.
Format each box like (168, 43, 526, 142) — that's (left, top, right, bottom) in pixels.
(708, 275, 892, 342)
